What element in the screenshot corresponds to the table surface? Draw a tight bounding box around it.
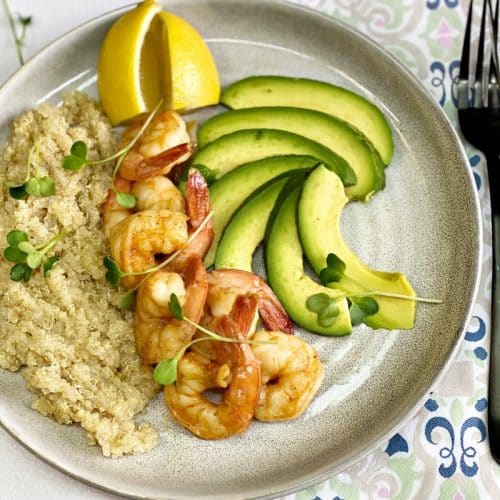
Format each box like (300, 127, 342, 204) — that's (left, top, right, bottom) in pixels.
(1, 0, 499, 499)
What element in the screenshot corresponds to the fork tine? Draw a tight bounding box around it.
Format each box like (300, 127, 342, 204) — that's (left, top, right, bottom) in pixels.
(474, 0, 489, 107)
(489, 0, 499, 80)
(488, 0, 500, 107)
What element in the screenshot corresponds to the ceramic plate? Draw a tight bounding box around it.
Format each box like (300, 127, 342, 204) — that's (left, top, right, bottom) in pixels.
(0, 1, 482, 498)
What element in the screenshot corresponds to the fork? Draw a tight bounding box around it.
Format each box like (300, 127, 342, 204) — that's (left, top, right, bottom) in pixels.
(458, 0, 500, 463)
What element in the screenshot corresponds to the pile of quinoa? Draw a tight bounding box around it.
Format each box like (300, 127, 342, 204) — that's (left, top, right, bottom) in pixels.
(0, 92, 159, 457)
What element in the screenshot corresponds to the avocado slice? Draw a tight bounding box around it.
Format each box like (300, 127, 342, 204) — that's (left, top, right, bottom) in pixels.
(220, 75, 394, 165)
(266, 186, 352, 336)
(206, 155, 319, 267)
(198, 107, 385, 201)
(215, 177, 289, 271)
(298, 165, 416, 330)
(191, 128, 357, 187)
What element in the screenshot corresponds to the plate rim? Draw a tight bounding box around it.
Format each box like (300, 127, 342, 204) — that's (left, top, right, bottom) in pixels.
(0, 1, 483, 498)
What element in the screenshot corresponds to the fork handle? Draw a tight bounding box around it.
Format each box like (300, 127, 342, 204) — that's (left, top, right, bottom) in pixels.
(487, 151, 500, 463)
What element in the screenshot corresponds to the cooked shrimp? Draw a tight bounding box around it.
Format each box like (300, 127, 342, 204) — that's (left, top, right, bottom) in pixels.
(251, 331, 325, 421)
(109, 209, 188, 288)
(132, 169, 213, 362)
(134, 254, 208, 364)
(131, 176, 185, 212)
(206, 269, 294, 334)
(119, 111, 192, 181)
(164, 295, 262, 439)
(101, 176, 132, 239)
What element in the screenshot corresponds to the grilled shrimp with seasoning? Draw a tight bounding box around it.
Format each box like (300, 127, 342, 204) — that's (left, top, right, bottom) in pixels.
(206, 269, 294, 334)
(108, 208, 189, 289)
(101, 174, 186, 240)
(251, 331, 324, 421)
(131, 176, 185, 212)
(118, 110, 192, 181)
(134, 254, 208, 364)
(133, 170, 212, 364)
(164, 295, 262, 439)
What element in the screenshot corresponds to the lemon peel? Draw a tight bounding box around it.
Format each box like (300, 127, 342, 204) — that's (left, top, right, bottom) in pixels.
(97, 1, 162, 125)
(97, 2, 220, 125)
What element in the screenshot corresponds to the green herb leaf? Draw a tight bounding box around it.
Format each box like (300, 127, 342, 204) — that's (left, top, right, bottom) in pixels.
(17, 241, 37, 255)
(353, 296, 379, 316)
(317, 301, 339, 327)
(62, 142, 89, 170)
(319, 253, 347, 284)
(327, 253, 346, 273)
(168, 293, 183, 320)
(43, 255, 59, 276)
(24, 177, 41, 196)
(62, 154, 87, 171)
(70, 141, 88, 159)
(153, 358, 179, 385)
(8, 184, 28, 200)
(3, 246, 26, 263)
(306, 293, 340, 327)
(103, 256, 122, 286)
(10, 263, 28, 281)
(7, 229, 28, 247)
(349, 301, 365, 326)
(26, 253, 42, 269)
(319, 266, 344, 285)
(115, 192, 136, 209)
(317, 313, 338, 327)
(120, 291, 136, 311)
(18, 15, 32, 26)
(38, 176, 56, 197)
(306, 293, 333, 313)
(23, 266, 33, 282)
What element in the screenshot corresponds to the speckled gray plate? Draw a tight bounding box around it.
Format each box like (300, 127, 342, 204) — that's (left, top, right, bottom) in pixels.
(0, 1, 482, 498)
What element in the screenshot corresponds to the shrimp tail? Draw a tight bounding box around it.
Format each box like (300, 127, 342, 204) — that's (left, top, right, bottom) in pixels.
(120, 142, 191, 181)
(183, 168, 214, 259)
(214, 294, 259, 341)
(258, 281, 294, 334)
(229, 294, 259, 338)
(173, 254, 208, 328)
(186, 169, 212, 229)
(206, 270, 294, 334)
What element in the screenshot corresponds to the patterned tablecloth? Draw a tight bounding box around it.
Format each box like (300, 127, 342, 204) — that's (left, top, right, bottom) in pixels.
(0, 1, 499, 498)
(285, 1, 500, 499)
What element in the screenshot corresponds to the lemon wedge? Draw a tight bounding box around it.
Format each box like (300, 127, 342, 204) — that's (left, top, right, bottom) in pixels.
(97, 2, 220, 125)
(159, 11, 220, 111)
(98, 1, 162, 125)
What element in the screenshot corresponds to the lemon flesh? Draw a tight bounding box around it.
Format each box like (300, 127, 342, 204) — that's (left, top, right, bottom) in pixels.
(158, 11, 220, 112)
(98, 3, 220, 124)
(98, 1, 162, 125)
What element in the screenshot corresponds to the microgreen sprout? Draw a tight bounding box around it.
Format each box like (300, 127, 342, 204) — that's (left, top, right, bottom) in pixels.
(102, 211, 214, 311)
(153, 293, 274, 385)
(62, 100, 163, 209)
(2, 0, 31, 66)
(307, 252, 442, 326)
(3, 229, 65, 282)
(5, 139, 55, 200)
(305, 293, 340, 327)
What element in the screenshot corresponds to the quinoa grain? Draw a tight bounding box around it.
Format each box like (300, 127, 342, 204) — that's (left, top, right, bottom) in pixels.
(0, 92, 159, 457)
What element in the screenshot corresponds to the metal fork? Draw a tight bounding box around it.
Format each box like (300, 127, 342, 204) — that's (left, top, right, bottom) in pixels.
(458, 0, 500, 463)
